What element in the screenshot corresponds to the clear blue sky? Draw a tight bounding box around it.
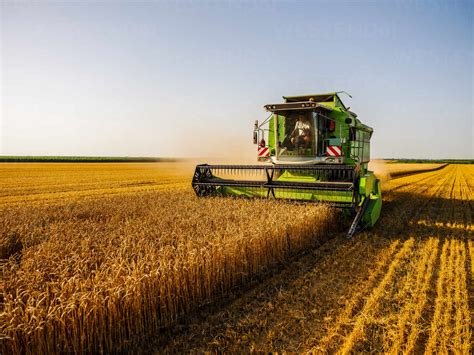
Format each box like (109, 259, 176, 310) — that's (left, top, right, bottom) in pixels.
(1, 0, 472, 159)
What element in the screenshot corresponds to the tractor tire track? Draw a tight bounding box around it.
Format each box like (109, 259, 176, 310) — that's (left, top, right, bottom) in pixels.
(338, 238, 416, 354)
(314, 239, 401, 351)
(401, 238, 440, 353)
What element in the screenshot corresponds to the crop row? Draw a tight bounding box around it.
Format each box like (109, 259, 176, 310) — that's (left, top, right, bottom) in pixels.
(1, 190, 335, 353)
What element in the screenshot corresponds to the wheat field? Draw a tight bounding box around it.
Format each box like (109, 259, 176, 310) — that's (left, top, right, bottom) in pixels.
(0, 162, 335, 353)
(1, 162, 472, 353)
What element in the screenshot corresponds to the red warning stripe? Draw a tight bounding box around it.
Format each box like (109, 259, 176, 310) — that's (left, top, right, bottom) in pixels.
(326, 146, 342, 157)
(258, 147, 270, 157)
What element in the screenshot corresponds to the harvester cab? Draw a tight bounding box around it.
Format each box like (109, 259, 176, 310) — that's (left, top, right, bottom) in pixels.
(192, 92, 382, 238)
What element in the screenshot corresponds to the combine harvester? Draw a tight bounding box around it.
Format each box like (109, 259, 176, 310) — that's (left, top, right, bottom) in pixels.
(192, 92, 381, 238)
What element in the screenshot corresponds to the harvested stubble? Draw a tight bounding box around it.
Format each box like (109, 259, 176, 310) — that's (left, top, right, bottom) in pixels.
(0, 190, 334, 353)
(369, 160, 446, 181)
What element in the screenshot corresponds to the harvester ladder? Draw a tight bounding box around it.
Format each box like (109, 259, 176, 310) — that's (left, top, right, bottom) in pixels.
(347, 196, 370, 239)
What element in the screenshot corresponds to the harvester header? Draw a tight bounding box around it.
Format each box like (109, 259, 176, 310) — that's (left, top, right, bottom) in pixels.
(192, 92, 382, 238)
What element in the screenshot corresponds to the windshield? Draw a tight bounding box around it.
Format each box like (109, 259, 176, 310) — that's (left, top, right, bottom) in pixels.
(277, 112, 317, 157)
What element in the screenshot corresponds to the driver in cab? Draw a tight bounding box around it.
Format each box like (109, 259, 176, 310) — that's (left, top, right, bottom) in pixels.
(291, 114, 311, 152)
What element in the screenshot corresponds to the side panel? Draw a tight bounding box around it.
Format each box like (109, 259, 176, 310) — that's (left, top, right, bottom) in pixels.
(359, 172, 376, 197)
(361, 178, 382, 227)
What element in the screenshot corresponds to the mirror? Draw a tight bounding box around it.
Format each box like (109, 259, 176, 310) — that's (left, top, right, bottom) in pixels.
(253, 120, 259, 144)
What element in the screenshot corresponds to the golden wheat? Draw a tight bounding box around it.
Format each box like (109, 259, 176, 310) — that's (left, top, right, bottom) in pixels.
(0, 162, 335, 353)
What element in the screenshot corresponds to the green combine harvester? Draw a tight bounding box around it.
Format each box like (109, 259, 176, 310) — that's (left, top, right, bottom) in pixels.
(192, 92, 382, 238)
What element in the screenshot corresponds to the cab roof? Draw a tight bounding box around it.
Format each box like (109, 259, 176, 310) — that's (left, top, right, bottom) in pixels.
(283, 92, 351, 112)
(283, 92, 339, 104)
(281, 92, 372, 132)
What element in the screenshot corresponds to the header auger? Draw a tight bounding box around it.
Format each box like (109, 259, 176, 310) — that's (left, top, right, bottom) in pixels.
(192, 92, 382, 238)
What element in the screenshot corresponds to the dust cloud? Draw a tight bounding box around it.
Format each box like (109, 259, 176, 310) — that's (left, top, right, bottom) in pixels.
(177, 131, 262, 165)
(369, 159, 391, 182)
